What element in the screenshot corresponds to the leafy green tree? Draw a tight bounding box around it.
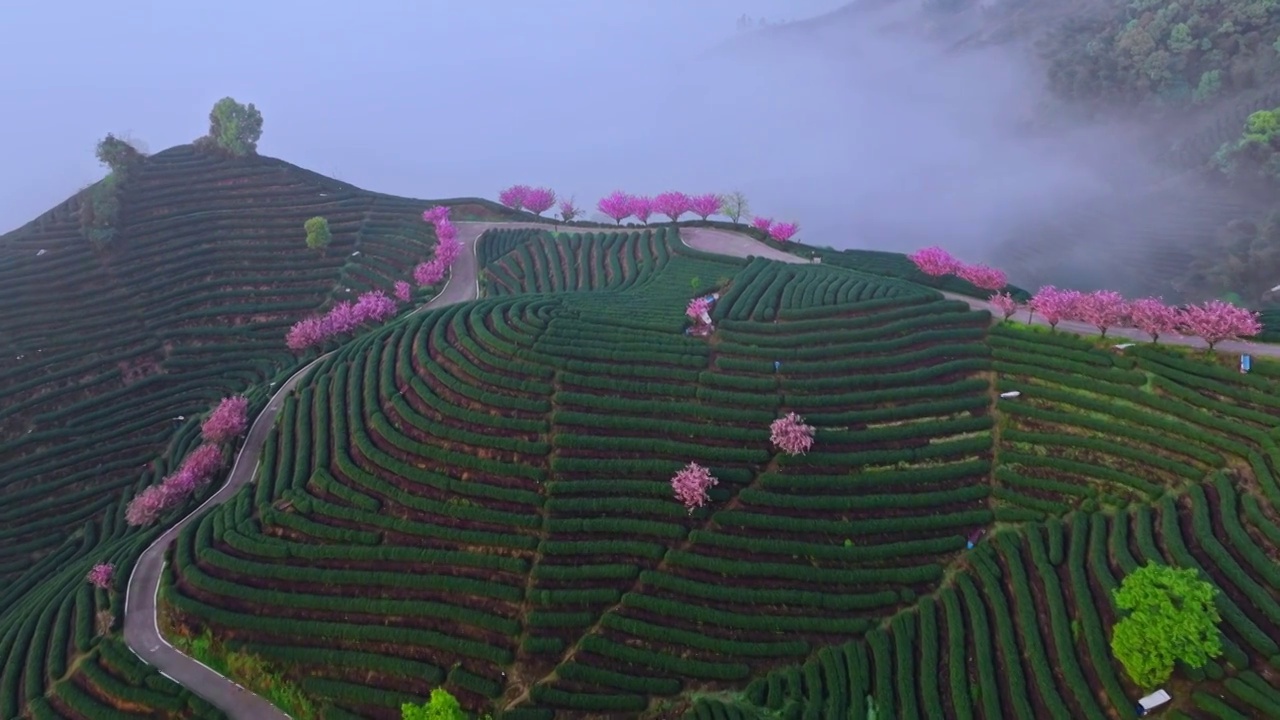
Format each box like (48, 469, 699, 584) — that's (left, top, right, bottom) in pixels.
(402, 689, 466, 720)
(95, 134, 144, 175)
(1110, 563, 1223, 689)
(205, 97, 263, 156)
(304, 216, 331, 255)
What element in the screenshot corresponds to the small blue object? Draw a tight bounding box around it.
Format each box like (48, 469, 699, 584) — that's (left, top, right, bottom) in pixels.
(966, 541, 974, 549)
(1241, 354, 1252, 374)
(774, 361, 781, 372)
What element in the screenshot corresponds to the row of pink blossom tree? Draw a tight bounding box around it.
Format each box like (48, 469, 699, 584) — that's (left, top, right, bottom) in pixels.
(285, 205, 464, 352)
(907, 246, 1263, 349)
(907, 246, 1008, 294)
(413, 206, 464, 286)
(124, 395, 250, 526)
(497, 186, 802, 244)
(997, 288, 1262, 349)
(751, 217, 800, 244)
(498, 184, 583, 224)
(669, 413, 816, 512)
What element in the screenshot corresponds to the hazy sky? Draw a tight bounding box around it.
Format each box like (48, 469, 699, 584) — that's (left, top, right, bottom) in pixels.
(2, 0, 1153, 267)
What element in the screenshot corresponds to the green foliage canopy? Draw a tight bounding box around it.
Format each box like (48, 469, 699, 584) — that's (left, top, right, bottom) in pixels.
(1214, 107, 1280, 181)
(95, 134, 144, 175)
(1110, 563, 1223, 689)
(401, 689, 466, 720)
(1043, 0, 1280, 107)
(207, 97, 263, 156)
(304, 216, 332, 252)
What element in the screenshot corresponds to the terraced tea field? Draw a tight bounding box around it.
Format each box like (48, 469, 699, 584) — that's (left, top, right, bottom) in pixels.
(6, 147, 1280, 720)
(160, 226, 1280, 718)
(0, 145, 518, 719)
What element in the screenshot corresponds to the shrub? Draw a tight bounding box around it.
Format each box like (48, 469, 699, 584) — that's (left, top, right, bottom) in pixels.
(304, 216, 331, 254)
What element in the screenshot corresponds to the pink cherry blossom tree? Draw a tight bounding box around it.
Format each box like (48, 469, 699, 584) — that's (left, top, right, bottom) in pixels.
(1076, 290, 1130, 337)
(435, 237, 463, 266)
(671, 462, 718, 513)
(394, 281, 412, 304)
(435, 220, 459, 242)
(558, 198, 581, 224)
(768, 222, 799, 243)
(597, 191, 633, 224)
(770, 413, 815, 455)
(1178, 300, 1263, 349)
(751, 216, 774, 234)
(125, 483, 178, 525)
(523, 187, 557, 216)
(414, 258, 447, 286)
(653, 191, 692, 222)
(1128, 297, 1182, 343)
(422, 206, 452, 225)
(908, 247, 960, 277)
(628, 195, 655, 225)
(86, 563, 115, 590)
(322, 301, 362, 336)
(689, 193, 722, 221)
(687, 297, 711, 321)
(498, 185, 531, 211)
(990, 292, 1020, 321)
(286, 316, 327, 351)
(1030, 286, 1080, 330)
(957, 263, 1007, 293)
(354, 290, 399, 324)
(201, 396, 249, 444)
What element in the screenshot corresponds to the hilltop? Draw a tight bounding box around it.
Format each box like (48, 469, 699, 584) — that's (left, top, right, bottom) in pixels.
(3, 102, 1280, 720)
(0, 140, 524, 720)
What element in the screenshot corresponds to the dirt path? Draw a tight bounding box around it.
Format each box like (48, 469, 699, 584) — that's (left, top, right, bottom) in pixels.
(123, 219, 1277, 719)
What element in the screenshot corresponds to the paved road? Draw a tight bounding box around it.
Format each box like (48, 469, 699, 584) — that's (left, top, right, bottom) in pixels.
(124, 219, 1279, 719)
(679, 227, 1280, 357)
(122, 221, 509, 719)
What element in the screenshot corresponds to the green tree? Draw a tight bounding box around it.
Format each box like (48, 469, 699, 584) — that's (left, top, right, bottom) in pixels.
(304, 216, 331, 255)
(95, 134, 144, 175)
(402, 689, 466, 720)
(1110, 563, 1223, 689)
(206, 97, 263, 156)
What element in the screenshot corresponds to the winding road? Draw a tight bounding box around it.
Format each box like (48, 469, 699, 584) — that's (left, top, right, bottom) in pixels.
(122, 220, 1280, 720)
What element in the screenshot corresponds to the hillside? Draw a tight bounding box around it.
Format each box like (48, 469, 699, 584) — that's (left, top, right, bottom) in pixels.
(159, 225, 1280, 718)
(5, 139, 1280, 720)
(0, 145, 521, 719)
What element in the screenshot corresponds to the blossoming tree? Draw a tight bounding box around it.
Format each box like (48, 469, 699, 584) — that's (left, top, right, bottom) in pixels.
(201, 395, 249, 444)
(770, 413, 815, 455)
(907, 246, 960, 277)
(86, 563, 115, 590)
(597, 191, 633, 224)
(689, 193, 722, 221)
(671, 462, 719, 513)
(1128, 298, 1182, 343)
(653, 191, 692, 222)
(523, 187, 557, 216)
(1178, 300, 1263, 349)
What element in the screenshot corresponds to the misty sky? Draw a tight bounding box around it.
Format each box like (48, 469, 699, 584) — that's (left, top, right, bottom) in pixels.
(2, 0, 1147, 266)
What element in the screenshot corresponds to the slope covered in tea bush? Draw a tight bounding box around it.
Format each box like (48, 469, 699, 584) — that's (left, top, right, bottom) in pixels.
(0, 145, 518, 719)
(163, 226, 1280, 719)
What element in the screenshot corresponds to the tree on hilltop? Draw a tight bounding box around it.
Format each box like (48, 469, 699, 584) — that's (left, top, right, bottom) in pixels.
(1110, 563, 1223, 689)
(95, 134, 146, 175)
(719, 191, 748, 226)
(203, 97, 263, 157)
(304, 216, 331, 255)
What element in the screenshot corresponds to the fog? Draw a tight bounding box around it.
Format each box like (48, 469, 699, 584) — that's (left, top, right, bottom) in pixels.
(3, 0, 1169, 285)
